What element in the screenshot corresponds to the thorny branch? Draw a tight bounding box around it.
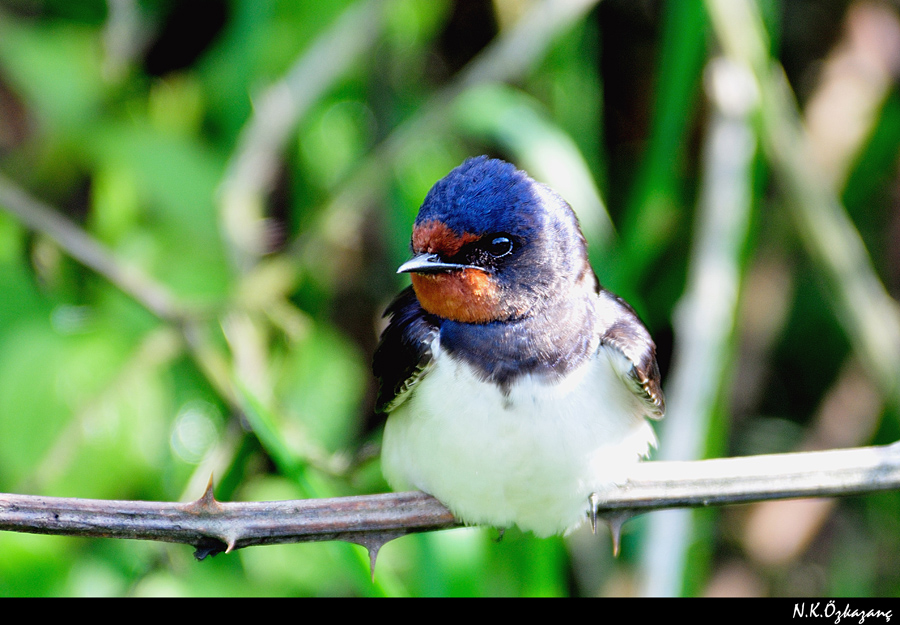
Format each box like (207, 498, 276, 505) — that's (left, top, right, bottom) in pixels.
(2, 442, 900, 570)
(1, 0, 899, 578)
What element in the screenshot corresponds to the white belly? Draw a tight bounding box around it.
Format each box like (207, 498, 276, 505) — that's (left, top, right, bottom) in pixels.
(381, 343, 656, 537)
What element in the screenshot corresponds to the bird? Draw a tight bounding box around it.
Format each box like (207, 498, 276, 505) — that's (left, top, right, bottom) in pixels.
(373, 156, 664, 538)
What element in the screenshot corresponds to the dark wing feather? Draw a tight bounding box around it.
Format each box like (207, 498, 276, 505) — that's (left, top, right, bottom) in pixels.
(597, 291, 665, 419)
(372, 286, 440, 413)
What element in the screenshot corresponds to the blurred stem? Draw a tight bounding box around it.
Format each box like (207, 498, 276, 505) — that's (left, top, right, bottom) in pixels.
(706, 0, 900, 401)
(219, 0, 390, 272)
(639, 57, 757, 597)
(214, 1, 393, 500)
(232, 379, 318, 496)
(295, 0, 602, 278)
(614, 0, 707, 288)
(0, 173, 333, 483)
(0, 173, 187, 322)
(0, 172, 245, 408)
(452, 83, 615, 249)
(102, 0, 148, 81)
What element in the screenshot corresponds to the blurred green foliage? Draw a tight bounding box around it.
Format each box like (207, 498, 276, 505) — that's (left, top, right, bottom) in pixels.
(0, 0, 899, 597)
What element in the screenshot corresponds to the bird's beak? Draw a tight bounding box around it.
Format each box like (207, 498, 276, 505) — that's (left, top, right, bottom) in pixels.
(397, 253, 482, 274)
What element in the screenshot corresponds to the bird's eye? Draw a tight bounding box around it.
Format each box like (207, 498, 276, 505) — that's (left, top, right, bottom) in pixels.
(483, 235, 514, 258)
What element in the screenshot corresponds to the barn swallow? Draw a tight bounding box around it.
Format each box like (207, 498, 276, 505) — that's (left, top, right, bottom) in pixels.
(373, 156, 664, 537)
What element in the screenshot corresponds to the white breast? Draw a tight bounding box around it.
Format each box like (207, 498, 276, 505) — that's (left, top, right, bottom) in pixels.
(381, 339, 657, 537)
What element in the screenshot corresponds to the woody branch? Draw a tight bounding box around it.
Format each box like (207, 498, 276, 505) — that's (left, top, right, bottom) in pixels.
(2, 442, 899, 558)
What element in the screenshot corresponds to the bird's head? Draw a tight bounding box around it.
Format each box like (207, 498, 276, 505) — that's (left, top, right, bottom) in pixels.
(399, 156, 592, 324)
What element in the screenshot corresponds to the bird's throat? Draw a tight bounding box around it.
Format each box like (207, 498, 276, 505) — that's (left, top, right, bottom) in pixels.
(411, 270, 506, 324)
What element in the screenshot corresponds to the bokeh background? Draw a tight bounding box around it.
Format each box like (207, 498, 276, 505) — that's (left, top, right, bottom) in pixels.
(1, 0, 900, 597)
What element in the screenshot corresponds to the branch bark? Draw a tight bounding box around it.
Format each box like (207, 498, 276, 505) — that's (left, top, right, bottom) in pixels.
(0, 481, 458, 562)
(3, 442, 899, 562)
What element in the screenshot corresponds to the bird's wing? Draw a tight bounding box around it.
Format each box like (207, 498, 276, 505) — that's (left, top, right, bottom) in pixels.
(597, 291, 665, 419)
(373, 286, 440, 413)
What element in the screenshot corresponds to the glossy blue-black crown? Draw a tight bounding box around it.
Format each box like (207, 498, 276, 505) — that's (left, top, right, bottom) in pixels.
(415, 156, 588, 285)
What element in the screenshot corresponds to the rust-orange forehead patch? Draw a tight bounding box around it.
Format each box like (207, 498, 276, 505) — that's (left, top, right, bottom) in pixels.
(412, 220, 479, 256)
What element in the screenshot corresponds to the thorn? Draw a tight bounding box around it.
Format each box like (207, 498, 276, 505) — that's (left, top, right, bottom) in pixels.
(352, 531, 406, 581)
(187, 474, 224, 515)
(225, 539, 236, 554)
(588, 493, 600, 534)
(201, 473, 215, 499)
(368, 544, 380, 582)
(595, 510, 637, 557)
(609, 518, 623, 557)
